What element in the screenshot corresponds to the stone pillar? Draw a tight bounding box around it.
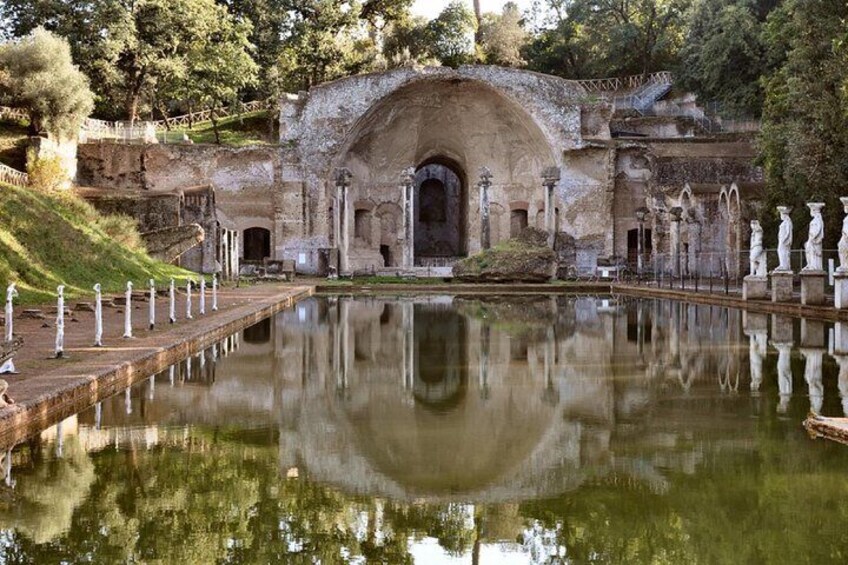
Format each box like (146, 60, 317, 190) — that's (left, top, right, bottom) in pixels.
(686, 211, 701, 276)
(401, 167, 415, 269)
(478, 167, 493, 250)
(669, 206, 683, 277)
(800, 202, 826, 305)
(334, 168, 352, 275)
(231, 231, 240, 279)
(542, 166, 560, 247)
(635, 207, 649, 276)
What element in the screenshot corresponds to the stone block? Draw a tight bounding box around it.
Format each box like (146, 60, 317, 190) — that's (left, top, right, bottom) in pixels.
(835, 322, 848, 355)
(743, 275, 768, 300)
(771, 314, 794, 344)
(771, 271, 794, 303)
(835, 273, 848, 309)
(742, 311, 768, 335)
(800, 270, 826, 306)
(801, 319, 826, 348)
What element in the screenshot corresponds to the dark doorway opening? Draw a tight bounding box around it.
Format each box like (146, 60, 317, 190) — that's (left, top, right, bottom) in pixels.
(244, 227, 271, 261)
(510, 209, 528, 237)
(414, 158, 466, 263)
(627, 228, 652, 268)
(380, 244, 391, 267)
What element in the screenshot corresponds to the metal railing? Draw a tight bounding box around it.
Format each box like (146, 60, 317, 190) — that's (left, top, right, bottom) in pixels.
(618, 249, 840, 295)
(0, 106, 29, 122)
(578, 71, 673, 93)
(0, 162, 28, 187)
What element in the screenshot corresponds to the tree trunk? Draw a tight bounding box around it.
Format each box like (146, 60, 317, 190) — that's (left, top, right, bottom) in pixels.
(126, 91, 139, 123)
(473, 0, 482, 44)
(210, 105, 221, 145)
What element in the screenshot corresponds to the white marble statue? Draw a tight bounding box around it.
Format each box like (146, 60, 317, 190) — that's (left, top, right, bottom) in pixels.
(212, 274, 218, 311)
(1, 284, 18, 374)
(169, 279, 176, 324)
(776, 207, 793, 272)
(199, 277, 206, 315)
(839, 197, 848, 272)
(749, 220, 767, 277)
(773, 341, 793, 414)
(749, 333, 767, 392)
(123, 281, 133, 338)
(803, 202, 825, 272)
(837, 356, 848, 417)
(55, 285, 65, 358)
(186, 280, 193, 320)
(149, 279, 156, 330)
(93, 283, 103, 347)
(802, 348, 824, 415)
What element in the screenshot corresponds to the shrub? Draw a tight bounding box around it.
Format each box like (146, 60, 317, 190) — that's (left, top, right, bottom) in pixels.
(96, 214, 144, 252)
(25, 152, 66, 192)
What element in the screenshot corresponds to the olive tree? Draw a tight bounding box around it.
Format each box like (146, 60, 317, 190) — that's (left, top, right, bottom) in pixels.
(0, 28, 93, 137)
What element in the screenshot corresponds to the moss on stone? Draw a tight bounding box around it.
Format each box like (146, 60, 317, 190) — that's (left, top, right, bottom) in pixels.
(454, 228, 556, 283)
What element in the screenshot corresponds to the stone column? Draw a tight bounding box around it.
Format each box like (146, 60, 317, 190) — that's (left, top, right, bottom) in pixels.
(685, 211, 701, 276)
(669, 206, 683, 277)
(542, 166, 560, 247)
(401, 167, 415, 269)
(635, 207, 649, 276)
(478, 167, 493, 250)
(334, 169, 352, 275)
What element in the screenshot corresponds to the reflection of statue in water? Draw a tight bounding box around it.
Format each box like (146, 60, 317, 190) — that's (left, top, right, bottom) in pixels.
(772, 342, 793, 414)
(749, 220, 767, 277)
(803, 203, 825, 272)
(748, 333, 767, 392)
(802, 348, 824, 415)
(775, 207, 793, 272)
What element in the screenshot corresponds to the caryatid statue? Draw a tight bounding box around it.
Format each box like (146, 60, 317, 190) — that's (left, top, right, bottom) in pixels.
(775, 206, 793, 272)
(838, 197, 848, 272)
(803, 202, 825, 272)
(749, 220, 767, 277)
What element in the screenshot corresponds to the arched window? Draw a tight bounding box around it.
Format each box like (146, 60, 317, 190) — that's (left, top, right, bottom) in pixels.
(243, 227, 271, 261)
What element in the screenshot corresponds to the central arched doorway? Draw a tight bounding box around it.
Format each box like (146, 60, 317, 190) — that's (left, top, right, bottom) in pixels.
(414, 158, 466, 265)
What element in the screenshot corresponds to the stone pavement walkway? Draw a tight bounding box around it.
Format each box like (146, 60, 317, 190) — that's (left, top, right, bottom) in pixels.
(0, 283, 313, 449)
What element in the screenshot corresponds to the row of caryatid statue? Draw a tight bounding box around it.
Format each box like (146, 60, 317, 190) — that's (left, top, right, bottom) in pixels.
(745, 200, 848, 306)
(0, 277, 218, 374)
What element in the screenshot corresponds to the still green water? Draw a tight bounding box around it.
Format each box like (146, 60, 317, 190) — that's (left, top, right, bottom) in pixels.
(0, 295, 847, 564)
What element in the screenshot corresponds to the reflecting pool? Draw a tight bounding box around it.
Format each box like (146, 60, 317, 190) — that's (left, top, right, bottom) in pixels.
(1, 294, 848, 564)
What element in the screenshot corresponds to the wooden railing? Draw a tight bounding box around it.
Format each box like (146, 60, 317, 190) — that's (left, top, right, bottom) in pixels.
(577, 71, 673, 93)
(153, 100, 270, 130)
(0, 163, 28, 187)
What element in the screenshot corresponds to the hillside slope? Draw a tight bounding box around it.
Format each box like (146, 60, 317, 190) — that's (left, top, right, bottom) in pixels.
(0, 183, 193, 303)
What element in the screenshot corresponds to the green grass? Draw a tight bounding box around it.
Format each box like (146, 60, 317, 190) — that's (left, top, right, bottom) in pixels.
(0, 183, 194, 303)
(0, 119, 30, 170)
(158, 111, 278, 147)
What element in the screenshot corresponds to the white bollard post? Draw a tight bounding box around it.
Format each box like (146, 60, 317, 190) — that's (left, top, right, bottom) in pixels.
(123, 282, 133, 338)
(186, 280, 193, 320)
(1, 283, 19, 374)
(200, 276, 206, 315)
(55, 285, 65, 358)
(212, 274, 218, 311)
(93, 283, 103, 347)
(148, 279, 156, 330)
(169, 279, 176, 324)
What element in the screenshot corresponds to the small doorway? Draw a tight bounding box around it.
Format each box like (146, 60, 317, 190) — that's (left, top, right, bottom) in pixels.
(244, 227, 271, 261)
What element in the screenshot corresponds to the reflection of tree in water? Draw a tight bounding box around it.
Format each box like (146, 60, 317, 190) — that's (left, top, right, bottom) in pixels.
(0, 435, 95, 545)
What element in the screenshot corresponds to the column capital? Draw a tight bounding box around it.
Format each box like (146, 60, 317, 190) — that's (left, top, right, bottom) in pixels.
(400, 167, 415, 187)
(478, 166, 493, 188)
(541, 166, 560, 187)
(334, 167, 352, 189)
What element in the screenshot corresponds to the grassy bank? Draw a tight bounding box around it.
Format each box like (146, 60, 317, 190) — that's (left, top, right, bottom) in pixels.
(0, 183, 193, 303)
(159, 111, 278, 146)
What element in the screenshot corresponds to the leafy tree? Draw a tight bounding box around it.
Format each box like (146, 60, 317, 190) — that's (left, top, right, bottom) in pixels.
(427, 1, 478, 68)
(677, 0, 777, 117)
(758, 0, 848, 248)
(0, 27, 94, 136)
(172, 9, 258, 143)
(478, 2, 528, 67)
